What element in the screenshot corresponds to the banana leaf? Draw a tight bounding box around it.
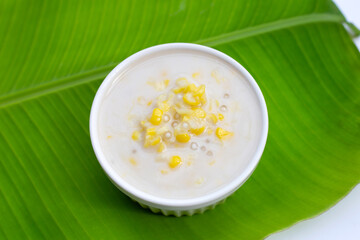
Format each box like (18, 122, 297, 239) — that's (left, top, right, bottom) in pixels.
(0, 0, 359, 239)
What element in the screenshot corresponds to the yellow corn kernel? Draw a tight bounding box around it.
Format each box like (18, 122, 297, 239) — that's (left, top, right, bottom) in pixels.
(175, 106, 193, 115)
(211, 70, 222, 83)
(193, 84, 205, 96)
(169, 156, 182, 168)
(167, 92, 175, 101)
(192, 108, 206, 118)
(192, 72, 200, 79)
(129, 158, 137, 166)
(173, 78, 189, 93)
(209, 160, 216, 166)
(149, 108, 163, 125)
(146, 127, 156, 136)
(176, 77, 189, 86)
(200, 93, 207, 104)
(145, 135, 161, 147)
(175, 132, 191, 143)
(132, 130, 140, 141)
(182, 115, 190, 121)
(158, 101, 170, 112)
(140, 120, 147, 128)
(147, 100, 152, 106)
(150, 136, 161, 146)
(157, 126, 169, 135)
(183, 93, 201, 106)
(144, 138, 151, 148)
(218, 113, 224, 121)
(173, 87, 185, 94)
(208, 113, 218, 124)
(189, 126, 205, 135)
(186, 83, 198, 93)
(157, 142, 166, 153)
(215, 127, 233, 140)
(144, 128, 161, 147)
(147, 80, 169, 91)
(157, 94, 167, 102)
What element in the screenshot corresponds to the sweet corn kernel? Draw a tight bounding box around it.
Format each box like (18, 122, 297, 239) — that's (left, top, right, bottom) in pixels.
(215, 127, 233, 140)
(147, 79, 170, 91)
(140, 120, 147, 128)
(182, 115, 190, 121)
(161, 169, 168, 174)
(175, 132, 191, 143)
(175, 106, 192, 115)
(157, 142, 166, 153)
(193, 85, 205, 96)
(144, 128, 162, 147)
(129, 158, 137, 166)
(211, 70, 222, 83)
(149, 108, 163, 125)
(218, 113, 224, 121)
(208, 113, 218, 124)
(157, 126, 169, 135)
(176, 77, 188, 86)
(173, 87, 185, 94)
(168, 92, 175, 101)
(192, 72, 200, 79)
(145, 135, 161, 147)
(157, 94, 167, 102)
(158, 101, 170, 112)
(146, 127, 156, 136)
(173, 78, 189, 93)
(169, 156, 182, 168)
(192, 108, 206, 118)
(183, 93, 201, 106)
(132, 130, 140, 141)
(200, 94, 207, 104)
(189, 126, 205, 135)
(186, 84, 198, 93)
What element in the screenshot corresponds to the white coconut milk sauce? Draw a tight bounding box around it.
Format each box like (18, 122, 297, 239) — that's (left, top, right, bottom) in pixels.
(97, 49, 263, 199)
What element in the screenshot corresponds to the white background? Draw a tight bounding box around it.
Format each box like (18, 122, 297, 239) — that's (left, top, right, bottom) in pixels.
(268, 0, 360, 239)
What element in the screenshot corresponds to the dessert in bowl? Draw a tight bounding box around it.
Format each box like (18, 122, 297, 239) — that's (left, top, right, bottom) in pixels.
(90, 43, 268, 216)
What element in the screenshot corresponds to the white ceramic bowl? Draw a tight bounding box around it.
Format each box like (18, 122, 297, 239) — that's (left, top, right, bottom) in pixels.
(90, 43, 268, 216)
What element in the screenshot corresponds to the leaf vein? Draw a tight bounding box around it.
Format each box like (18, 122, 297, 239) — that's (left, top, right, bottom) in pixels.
(0, 13, 344, 109)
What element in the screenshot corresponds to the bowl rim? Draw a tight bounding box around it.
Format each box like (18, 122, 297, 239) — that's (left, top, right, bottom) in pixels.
(89, 43, 268, 209)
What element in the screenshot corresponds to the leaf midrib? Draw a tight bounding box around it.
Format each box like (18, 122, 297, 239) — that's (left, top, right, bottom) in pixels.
(0, 13, 344, 109)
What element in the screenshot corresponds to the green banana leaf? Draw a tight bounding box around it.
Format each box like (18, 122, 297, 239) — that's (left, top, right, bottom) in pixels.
(1, 0, 359, 239)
